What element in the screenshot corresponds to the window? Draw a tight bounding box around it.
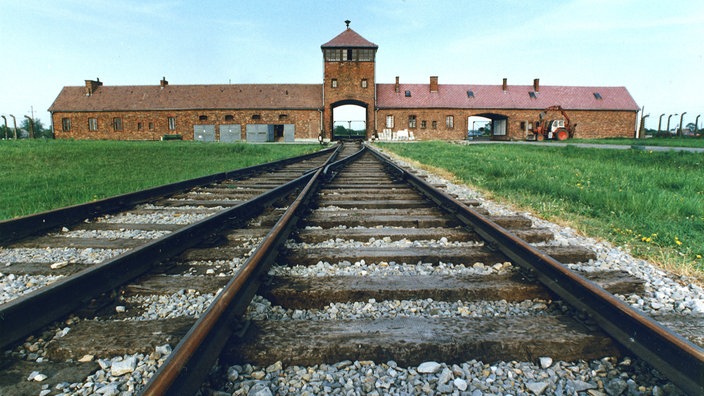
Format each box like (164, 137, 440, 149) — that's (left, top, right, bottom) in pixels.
(252, 114, 261, 120)
(138, 122, 143, 131)
(61, 118, 71, 132)
(168, 117, 176, 130)
(331, 79, 338, 88)
(199, 115, 208, 121)
(593, 92, 603, 100)
(446, 115, 454, 129)
(148, 122, 154, 131)
(385, 115, 394, 129)
(279, 114, 288, 121)
(357, 48, 375, 61)
(324, 49, 341, 61)
(421, 120, 427, 129)
(529, 91, 538, 99)
(432, 121, 437, 129)
(224, 115, 234, 121)
(113, 117, 122, 131)
(361, 79, 368, 88)
(88, 118, 98, 131)
(467, 90, 474, 98)
(405, 90, 411, 97)
(408, 115, 417, 129)
(324, 48, 375, 62)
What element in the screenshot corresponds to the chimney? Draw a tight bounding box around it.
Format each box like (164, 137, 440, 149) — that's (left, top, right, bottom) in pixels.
(84, 78, 103, 96)
(160, 77, 168, 88)
(430, 76, 438, 93)
(502, 78, 508, 91)
(395, 76, 400, 93)
(533, 78, 540, 92)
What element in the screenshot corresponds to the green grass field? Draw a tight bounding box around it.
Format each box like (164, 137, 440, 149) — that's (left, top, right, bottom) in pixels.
(0, 140, 320, 220)
(568, 136, 704, 148)
(379, 141, 704, 278)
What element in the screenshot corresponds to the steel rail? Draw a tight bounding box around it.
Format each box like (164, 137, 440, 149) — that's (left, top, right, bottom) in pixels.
(140, 145, 353, 395)
(366, 143, 704, 395)
(0, 146, 336, 244)
(0, 145, 342, 349)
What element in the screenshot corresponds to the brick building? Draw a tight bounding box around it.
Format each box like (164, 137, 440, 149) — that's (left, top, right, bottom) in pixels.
(49, 24, 639, 142)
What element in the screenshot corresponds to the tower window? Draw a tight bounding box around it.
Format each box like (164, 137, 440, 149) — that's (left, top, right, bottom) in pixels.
(331, 79, 338, 88)
(361, 79, 368, 88)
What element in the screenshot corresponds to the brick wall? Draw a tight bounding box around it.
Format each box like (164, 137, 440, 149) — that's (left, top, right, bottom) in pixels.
(375, 108, 637, 140)
(52, 109, 322, 141)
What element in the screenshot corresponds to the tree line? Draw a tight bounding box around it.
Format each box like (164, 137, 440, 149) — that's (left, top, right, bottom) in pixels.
(0, 118, 53, 139)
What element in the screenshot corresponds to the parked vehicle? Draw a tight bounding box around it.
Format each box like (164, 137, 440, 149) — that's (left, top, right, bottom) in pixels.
(529, 105, 575, 141)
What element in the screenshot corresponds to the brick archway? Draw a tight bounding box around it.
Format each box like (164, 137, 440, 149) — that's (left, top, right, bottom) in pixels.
(330, 99, 369, 140)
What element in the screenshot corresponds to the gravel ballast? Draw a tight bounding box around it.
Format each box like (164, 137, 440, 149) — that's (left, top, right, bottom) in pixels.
(3, 150, 702, 395)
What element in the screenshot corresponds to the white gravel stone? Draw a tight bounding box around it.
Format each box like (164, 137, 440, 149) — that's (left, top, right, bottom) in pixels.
(417, 361, 441, 374)
(539, 356, 553, 368)
(454, 377, 468, 391)
(110, 356, 137, 376)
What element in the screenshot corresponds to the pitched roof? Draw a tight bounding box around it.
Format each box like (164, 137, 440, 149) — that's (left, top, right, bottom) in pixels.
(321, 28, 378, 49)
(377, 83, 639, 111)
(49, 84, 323, 112)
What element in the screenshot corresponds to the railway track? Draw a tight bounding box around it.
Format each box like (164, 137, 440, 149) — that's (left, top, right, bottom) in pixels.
(1, 142, 702, 395)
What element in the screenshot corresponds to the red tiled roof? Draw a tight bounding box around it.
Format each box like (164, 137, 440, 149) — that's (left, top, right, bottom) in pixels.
(321, 28, 378, 48)
(49, 84, 323, 112)
(377, 83, 639, 111)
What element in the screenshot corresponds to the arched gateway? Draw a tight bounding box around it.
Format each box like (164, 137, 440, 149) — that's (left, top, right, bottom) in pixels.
(321, 21, 378, 140)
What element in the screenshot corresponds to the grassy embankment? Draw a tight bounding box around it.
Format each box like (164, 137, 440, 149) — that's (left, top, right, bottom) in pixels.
(0, 140, 320, 220)
(379, 141, 704, 279)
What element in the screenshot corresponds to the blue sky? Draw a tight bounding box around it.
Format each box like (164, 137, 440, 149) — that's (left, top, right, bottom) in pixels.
(1, 0, 702, 130)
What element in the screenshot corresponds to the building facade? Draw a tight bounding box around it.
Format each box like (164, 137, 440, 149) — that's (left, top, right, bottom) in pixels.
(49, 24, 639, 142)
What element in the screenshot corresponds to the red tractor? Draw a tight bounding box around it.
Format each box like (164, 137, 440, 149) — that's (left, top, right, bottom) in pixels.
(531, 105, 575, 141)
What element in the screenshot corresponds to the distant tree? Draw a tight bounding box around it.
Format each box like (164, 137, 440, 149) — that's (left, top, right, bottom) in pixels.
(334, 124, 349, 137)
(20, 118, 53, 139)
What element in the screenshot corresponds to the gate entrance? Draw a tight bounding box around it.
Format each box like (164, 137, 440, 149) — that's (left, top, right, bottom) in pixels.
(332, 103, 367, 140)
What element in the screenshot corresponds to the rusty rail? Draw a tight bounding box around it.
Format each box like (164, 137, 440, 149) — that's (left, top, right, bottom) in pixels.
(140, 144, 351, 395)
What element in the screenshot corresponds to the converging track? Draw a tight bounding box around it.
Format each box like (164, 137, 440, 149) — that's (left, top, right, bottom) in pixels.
(1, 142, 702, 395)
